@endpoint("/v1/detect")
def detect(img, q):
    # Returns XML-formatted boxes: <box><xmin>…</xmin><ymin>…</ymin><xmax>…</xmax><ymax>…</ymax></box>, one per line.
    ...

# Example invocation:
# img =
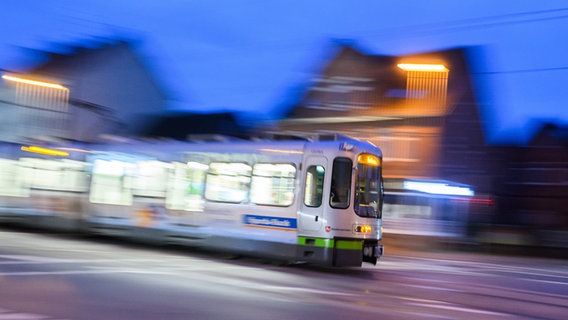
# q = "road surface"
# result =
<box><xmin>0</xmin><ymin>228</ymin><xmax>566</xmax><ymax>319</ymax></box>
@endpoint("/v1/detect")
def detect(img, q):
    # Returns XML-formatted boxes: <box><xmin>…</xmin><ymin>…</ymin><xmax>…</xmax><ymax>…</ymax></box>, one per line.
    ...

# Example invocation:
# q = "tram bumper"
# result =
<box><xmin>298</xmin><ymin>237</ymin><xmax>384</xmax><ymax>267</ymax></box>
<box><xmin>362</xmin><ymin>242</ymin><xmax>383</xmax><ymax>265</ymax></box>
<box><xmin>332</xmin><ymin>239</ymin><xmax>383</xmax><ymax>266</ymax></box>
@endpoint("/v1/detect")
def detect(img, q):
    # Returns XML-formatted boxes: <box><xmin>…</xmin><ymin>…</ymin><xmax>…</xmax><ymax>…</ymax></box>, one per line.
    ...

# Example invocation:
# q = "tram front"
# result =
<box><xmin>298</xmin><ymin>141</ymin><xmax>384</xmax><ymax>267</ymax></box>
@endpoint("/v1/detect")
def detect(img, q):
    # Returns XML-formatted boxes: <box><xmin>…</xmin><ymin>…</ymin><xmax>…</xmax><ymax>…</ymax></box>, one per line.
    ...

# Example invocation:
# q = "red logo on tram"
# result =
<box><xmin>325</xmin><ymin>225</ymin><xmax>331</xmax><ymax>232</ymax></box>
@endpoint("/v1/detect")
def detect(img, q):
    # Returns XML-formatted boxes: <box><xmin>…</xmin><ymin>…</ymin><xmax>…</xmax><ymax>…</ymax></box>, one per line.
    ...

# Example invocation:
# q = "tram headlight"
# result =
<box><xmin>358</xmin><ymin>154</ymin><xmax>380</xmax><ymax>166</ymax></box>
<box><xmin>354</xmin><ymin>225</ymin><xmax>372</xmax><ymax>234</ymax></box>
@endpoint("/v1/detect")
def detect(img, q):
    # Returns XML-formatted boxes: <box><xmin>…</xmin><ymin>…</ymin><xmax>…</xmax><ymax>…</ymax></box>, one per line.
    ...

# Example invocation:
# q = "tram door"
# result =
<box><xmin>298</xmin><ymin>156</ymin><xmax>327</xmax><ymax>232</ymax></box>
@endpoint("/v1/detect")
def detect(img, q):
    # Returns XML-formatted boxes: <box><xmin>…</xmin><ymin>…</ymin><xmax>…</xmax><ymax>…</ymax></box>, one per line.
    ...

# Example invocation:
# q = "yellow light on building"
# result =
<box><xmin>2</xmin><ymin>73</ymin><xmax>70</xmax><ymax>139</ymax></box>
<box><xmin>2</xmin><ymin>75</ymin><xmax>68</xmax><ymax>91</ymax></box>
<box><xmin>397</xmin><ymin>63</ymin><xmax>449</xmax><ymax>110</ymax></box>
<box><xmin>397</xmin><ymin>63</ymin><xmax>448</xmax><ymax>72</ymax></box>
<box><xmin>21</xmin><ymin>145</ymin><xmax>69</xmax><ymax>157</ymax></box>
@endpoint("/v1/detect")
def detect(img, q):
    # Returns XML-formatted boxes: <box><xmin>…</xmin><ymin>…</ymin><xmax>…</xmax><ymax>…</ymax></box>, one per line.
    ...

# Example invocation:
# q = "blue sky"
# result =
<box><xmin>1</xmin><ymin>0</ymin><xmax>567</xmax><ymax>143</ymax></box>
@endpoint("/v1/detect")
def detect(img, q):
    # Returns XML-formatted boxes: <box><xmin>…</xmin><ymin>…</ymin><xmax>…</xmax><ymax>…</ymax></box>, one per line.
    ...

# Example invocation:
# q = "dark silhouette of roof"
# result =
<box><xmin>530</xmin><ymin>122</ymin><xmax>568</xmax><ymax>147</ymax></box>
<box><xmin>137</xmin><ymin>112</ymin><xmax>250</xmax><ymax>141</ymax></box>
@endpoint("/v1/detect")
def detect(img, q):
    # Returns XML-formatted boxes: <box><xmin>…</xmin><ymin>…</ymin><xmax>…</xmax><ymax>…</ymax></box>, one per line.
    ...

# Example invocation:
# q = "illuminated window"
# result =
<box><xmin>89</xmin><ymin>159</ymin><xmax>134</xmax><ymax>205</ymax></box>
<box><xmin>205</xmin><ymin>162</ymin><xmax>251</xmax><ymax>203</ymax></box>
<box><xmin>250</xmin><ymin>163</ymin><xmax>296</xmax><ymax>206</ymax></box>
<box><xmin>166</xmin><ymin>161</ymin><xmax>207</xmax><ymax>211</ymax></box>
<box><xmin>304</xmin><ymin>165</ymin><xmax>324</xmax><ymax>207</ymax></box>
<box><xmin>0</xmin><ymin>158</ymin><xmax>29</xmax><ymax>197</ymax></box>
<box><xmin>19</xmin><ymin>158</ymin><xmax>88</xmax><ymax>192</ymax></box>
<box><xmin>131</xmin><ymin>160</ymin><xmax>170</xmax><ymax>198</ymax></box>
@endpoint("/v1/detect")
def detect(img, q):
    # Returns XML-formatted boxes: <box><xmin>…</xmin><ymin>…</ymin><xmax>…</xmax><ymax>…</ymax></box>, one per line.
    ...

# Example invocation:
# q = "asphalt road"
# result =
<box><xmin>0</xmin><ymin>228</ymin><xmax>566</xmax><ymax>320</ymax></box>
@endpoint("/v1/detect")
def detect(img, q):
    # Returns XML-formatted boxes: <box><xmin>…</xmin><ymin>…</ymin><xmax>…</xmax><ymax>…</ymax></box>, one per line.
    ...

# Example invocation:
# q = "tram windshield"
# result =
<box><xmin>355</xmin><ymin>154</ymin><xmax>382</xmax><ymax>218</ymax></box>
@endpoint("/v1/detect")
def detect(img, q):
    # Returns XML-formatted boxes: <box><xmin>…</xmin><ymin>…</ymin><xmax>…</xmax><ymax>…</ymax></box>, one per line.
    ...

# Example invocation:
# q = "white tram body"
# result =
<box><xmin>0</xmin><ymin>136</ymin><xmax>384</xmax><ymax>267</ymax></box>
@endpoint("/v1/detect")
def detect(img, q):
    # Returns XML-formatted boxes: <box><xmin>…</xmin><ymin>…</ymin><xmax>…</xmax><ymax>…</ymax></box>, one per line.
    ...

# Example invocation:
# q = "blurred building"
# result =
<box><xmin>276</xmin><ymin>44</ymin><xmax>497</xmax><ymax>194</ymax></box>
<box><xmin>491</xmin><ymin>123</ymin><xmax>568</xmax><ymax>248</ymax></box>
<box><xmin>272</xmin><ymin>43</ymin><xmax>568</xmax><ymax>249</ymax></box>
<box><xmin>0</xmin><ymin>39</ymin><xmax>166</xmax><ymax>143</ymax></box>
<box><xmin>1</xmin><ymin>37</ymin><xmax>564</xmax><ymax>249</ymax></box>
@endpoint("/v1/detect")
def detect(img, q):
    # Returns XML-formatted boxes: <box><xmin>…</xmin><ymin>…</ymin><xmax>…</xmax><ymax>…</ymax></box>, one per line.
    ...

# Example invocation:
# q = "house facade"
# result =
<box><xmin>494</xmin><ymin>124</ymin><xmax>568</xmax><ymax>248</ymax></box>
<box><xmin>273</xmin><ymin>44</ymin><xmax>568</xmax><ymax>249</ymax></box>
<box><xmin>277</xmin><ymin>44</ymin><xmax>496</xmax><ymax>195</ymax></box>
<box><xmin>0</xmin><ymin>40</ymin><xmax>166</xmax><ymax>143</ymax></box>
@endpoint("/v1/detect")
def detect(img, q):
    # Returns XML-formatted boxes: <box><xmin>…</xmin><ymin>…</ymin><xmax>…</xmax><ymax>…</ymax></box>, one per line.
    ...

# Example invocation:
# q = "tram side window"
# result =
<box><xmin>131</xmin><ymin>160</ymin><xmax>170</xmax><ymax>198</ymax></box>
<box><xmin>205</xmin><ymin>162</ymin><xmax>251</xmax><ymax>203</ymax></box>
<box><xmin>89</xmin><ymin>159</ymin><xmax>134</xmax><ymax>205</ymax></box>
<box><xmin>330</xmin><ymin>158</ymin><xmax>352</xmax><ymax>209</ymax></box>
<box><xmin>166</xmin><ymin>161</ymin><xmax>207</xmax><ymax>211</ymax></box>
<box><xmin>304</xmin><ymin>165</ymin><xmax>324</xmax><ymax>207</ymax></box>
<box><xmin>19</xmin><ymin>158</ymin><xmax>88</xmax><ymax>193</ymax></box>
<box><xmin>0</xmin><ymin>158</ymin><xmax>28</xmax><ymax>197</ymax></box>
<box><xmin>250</xmin><ymin>163</ymin><xmax>296</xmax><ymax>206</ymax></box>
<box><xmin>60</xmin><ymin>160</ymin><xmax>89</xmax><ymax>192</ymax></box>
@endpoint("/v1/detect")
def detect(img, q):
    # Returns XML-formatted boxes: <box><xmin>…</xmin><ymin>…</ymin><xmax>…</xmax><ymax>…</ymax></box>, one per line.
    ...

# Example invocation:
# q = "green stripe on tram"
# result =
<box><xmin>297</xmin><ymin>237</ymin><xmax>363</xmax><ymax>250</ymax></box>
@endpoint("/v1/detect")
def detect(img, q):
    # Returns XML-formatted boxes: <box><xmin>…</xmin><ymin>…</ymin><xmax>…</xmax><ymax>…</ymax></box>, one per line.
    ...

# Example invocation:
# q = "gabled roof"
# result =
<box><xmin>7</xmin><ymin>37</ymin><xmax>170</xmax><ymax>101</ymax></box>
<box><xmin>530</xmin><ymin>121</ymin><xmax>568</xmax><ymax>147</ymax></box>
<box><xmin>280</xmin><ymin>41</ymin><xmax>477</xmax><ymax>119</ymax></box>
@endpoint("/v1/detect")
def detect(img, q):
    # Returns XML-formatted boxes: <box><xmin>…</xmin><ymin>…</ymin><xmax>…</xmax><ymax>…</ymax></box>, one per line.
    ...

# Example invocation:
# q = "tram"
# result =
<box><xmin>0</xmin><ymin>135</ymin><xmax>384</xmax><ymax>267</ymax></box>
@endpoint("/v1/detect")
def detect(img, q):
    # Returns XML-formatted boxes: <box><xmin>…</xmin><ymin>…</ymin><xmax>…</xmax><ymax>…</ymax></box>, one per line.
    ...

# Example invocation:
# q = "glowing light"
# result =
<box><xmin>397</xmin><ymin>63</ymin><xmax>448</xmax><ymax>72</ymax></box>
<box><xmin>358</xmin><ymin>154</ymin><xmax>381</xmax><ymax>166</ymax></box>
<box><xmin>403</xmin><ymin>181</ymin><xmax>474</xmax><ymax>196</ymax></box>
<box><xmin>21</xmin><ymin>146</ymin><xmax>69</xmax><ymax>157</ymax></box>
<box><xmin>355</xmin><ymin>225</ymin><xmax>373</xmax><ymax>233</ymax></box>
<box><xmin>2</xmin><ymin>75</ymin><xmax>68</xmax><ymax>90</ymax></box>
